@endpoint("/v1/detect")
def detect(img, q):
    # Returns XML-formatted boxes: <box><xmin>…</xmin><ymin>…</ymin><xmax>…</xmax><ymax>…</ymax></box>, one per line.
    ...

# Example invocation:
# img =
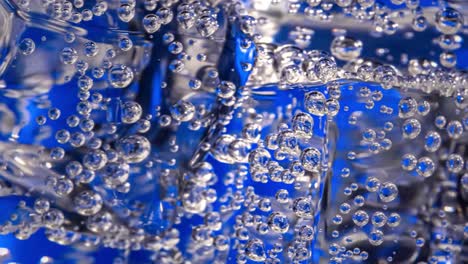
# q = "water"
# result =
<box><xmin>0</xmin><ymin>0</ymin><xmax>467</xmax><ymax>263</ymax></box>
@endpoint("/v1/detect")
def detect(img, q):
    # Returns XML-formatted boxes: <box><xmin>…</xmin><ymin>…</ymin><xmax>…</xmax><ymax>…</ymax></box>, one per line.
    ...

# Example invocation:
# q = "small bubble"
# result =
<box><xmin>275</xmin><ymin>189</ymin><xmax>289</xmax><ymax>204</ymax></box>
<box><xmin>34</xmin><ymin>198</ymin><xmax>50</xmax><ymax>214</ymax></box>
<box><xmin>116</xmin><ymin>135</ymin><xmax>151</xmax><ymax>163</ymax></box>
<box><xmin>435</xmin><ymin>115</ymin><xmax>446</xmax><ymax>129</ymax></box>
<box><xmin>54</xmin><ymin>178</ymin><xmax>74</xmax><ymax>196</ymax></box>
<box><xmin>157</xmin><ymin>7</ymin><xmax>174</xmax><ymax>25</ymax></box>
<box><xmin>215</xmin><ymin>81</ymin><xmax>236</xmax><ymax>99</ymax></box>
<box><xmin>412</xmin><ymin>16</ymin><xmax>427</xmax><ymax>32</ymax></box>
<box><xmin>293</xmin><ymin>197</ymin><xmax>314</xmax><ymax>218</ymax></box>
<box><xmin>300</xmin><ymin>147</ymin><xmax>321</xmax><ymax>172</ymax></box>
<box><xmin>446</xmin><ymin>154</ymin><xmax>464</xmax><ymax>173</ymax></box>
<box><xmin>36</xmin><ymin>115</ymin><xmax>47</xmax><ymax>125</ymax></box>
<box><xmin>245</xmin><ymin>239</ymin><xmax>266</xmax><ymax>262</ymax></box>
<box><xmin>118</xmin><ymin>4</ymin><xmax>135</xmax><ymax>22</ymax></box>
<box><xmin>50</xmin><ymin>147</ymin><xmax>65</xmax><ymax>160</ymax></box>
<box><xmin>170</xmin><ymin>100</ymin><xmax>195</xmax><ymax>122</ymax></box>
<box><xmin>121</xmin><ymin>101</ymin><xmax>142</xmax><ymax>124</ymax></box>
<box><xmin>83</xmin><ymin>150</ymin><xmax>108</xmax><ymax>170</ymax></box>
<box><xmin>339</xmin><ymin>203</ymin><xmax>351</xmax><ymax>214</ymax></box>
<box><xmin>267</xmin><ymin>212</ymin><xmax>289</xmax><ymax>233</ymax></box>
<box><xmin>84</xmin><ymin>41</ymin><xmax>99</xmax><ymax>57</ymax></box>
<box><xmin>398</xmin><ymin>97</ymin><xmax>417</xmax><ymax>118</ymax></box>
<box><xmin>55</xmin><ymin>129</ymin><xmax>70</xmax><ymax>144</ymax></box>
<box><xmin>42</xmin><ymin>209</ymin><xmax>65</xmax><ymax>228</ymax></box>
<box><xmin>101</xmin><ymin>162</ymin><xmax>130</xmax><ymax>187</ymax></box>
<box><xmin>143</xmin><ymin>14</ymin><xmax>161</xmax><ymax>33</ymax></box>
<box><xmin>314</xmin><ymin>57</ymin><xmax>337</xmax><ymax>82</ymax></box>
<box><xmin>74</xmin><ymin>191</ymin><xmax>103</xmax><ymax>216</ymax></box>
<box><xmin>86</xmin><ymin>211</ymin><xmax>113</xmax><ymax>232</ymax></box>
<box><xmin>66</xmin><ymin>161</ymin><xmax>83</xmax><ymax>178</ymax></box>
<box><xmin>48</xmin><ymin>108</ymin><xmax>61</xmax><ymax>120</ymax></box>
<box><xmin>368</xmin><ymin>230</ymin><xmax>384</xmax><ymax>246</ymax></box>
<box><xmin>196</xmin><ymin>15</ymin><xmax>219</xmax><ymax>37</ymax></box>
<box><xmin>402</xmin><ymin>119</ymin><xmax>421</xmax><ymax>139</ymax></box>
<box><xmin>435</xmin><ymin>7</ymin><xmax>464</xmax><ymax>35</ymax></box>
<box><xmin>19</xmin><ymin>38</ymin><xmax>36</xmax><ymax>55</ymax></box>
<box><xmin>366</xmin><ymin>177</ymin><xmax>380</xmax><ymax>192</ymax></box>
<box><xmin>60</xmin><ymin>47</ymin><xmax>78</xmax><ymax>65</ymax></box>
<box><xmin>447</xmin><ymin>120</ymin><xmax>463</xmax><ymax>139</ymax></box>
<box><xmin>424</xmin><ymin>131</ymin><xmax>441</xmax><ymax>152</ymax></box>
<box><xmin>379</xmin><ymin>182</ymin><xmax>398</xmax><ymax>202</ymax></box>
<box><xmin>188</xmin><ymin>79</ymin><xmax>202</xmax><ymax>90</ymax></box>
<box><xmin>305</xmin><ymin>91</ymin><xmax>327</xmax><ymax>116</ymax></box>
<box><xmin>371</xmin><ymin>212</ymin><xmax>387</xmax><ymax>227</ymax></box>
<box><xmin>354</xmin><ymin>195</ymin><xmax>365</xmax><ymax>207</ymax></box>
<box><xmin>67</xmin><ymin>115</ymin><xmax>80</xmax><ymax>127</ymax></box>
<box><xmin>330</xmin><ymin>36</ymin><xmax>363</xmax><ymax>61</ymax></box>
<box><xmin>440</xmin><ymin>52</ymin><xmax>457</xmax><ymax>68</ymax></box>
<box><xmin>108</xmin><ymin>64</ymin><xmax>134</xmax><ymax>88</ymax></box>
<box><xmin>352</xmin><ymin>210</ymin><xmax>369</xmax><ymax>227</ymax></box>
<box><xmin>64</xmin><ymin>32</ymin><xmax>75</xmax><ymax>43</ymax></box>
<box><xmin>401</xmin><ymin>153</ymin><xmax>417</xmax><ymax>171</ymax></box>
<box><xmin>118</xmin><ymin>37</ymin><xmax>133</xmax><ymax>51</ymax></box>
<box><xmin>242</xmin><ymin>123</ymin><xmax>261</xmax><ymax>142</ymax></box>
<box><xmin>169</xmin><ymin>59</ymin><xmax>184</xmax><ymax>73</ymax></box>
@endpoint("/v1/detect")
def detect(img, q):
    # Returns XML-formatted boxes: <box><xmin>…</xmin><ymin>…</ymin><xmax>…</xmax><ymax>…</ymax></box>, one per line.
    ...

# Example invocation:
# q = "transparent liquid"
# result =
<box><xmin>0</xmin><ymin>0</ymin><xmax>466</xmax><ymax>263</ymax></box>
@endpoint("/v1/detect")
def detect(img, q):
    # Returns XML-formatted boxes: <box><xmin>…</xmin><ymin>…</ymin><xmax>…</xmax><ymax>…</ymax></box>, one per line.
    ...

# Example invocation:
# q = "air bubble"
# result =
<box><xmin>245</xmin><ymin>239</ymin><xmax>266</xmax><ymax>262</ymax></box>
<box><xmin>293</xmin><ymin>197</ymin><xmax>314</xmax><ymax>218</ymax></box>
<box><xmin>116</xmin><ymin>135</ymin><xmax>151</xmax><ymax>163</ymax></box>
<box><xmin>156</xmin><ymin>8</ymin><xmax>174</xmax><ymax>25</ymax></box>
<box><xmin>216</xmin><ymin>81</ymin><xmax>236</xmax><ymax>98</ymax></box>
<box><xmin>300</xmin><ymin>147</ymin><xmax>321</xmax><ymax>172</ymax></box>
<box><xmin>84</xmin><ymin>41</ymin><xmax>99</xmax><ymax>57</ymax></box>
<box><xmin>53</xmin><ymin>178</ymin><xmax>74</xmax><ymax>196</ymax></box>
<box><xmin>121</xmin><ymin>101</ymin><xmax>142</xmax><ymax>124</ymax></box>
<box><xmin>196</xmin><ymin>15</ymin><xmax>219</xmax><ymax>37</ymax></box>
<box><xmin>398</xmin><ymin>97</ymin><xmax>417</xmax><ymax>118</ymax></box>
<box><xmin>402</xmin><ymin>119</ymin><xmax>421</xmax><ymax>139</ymax></box>
<box><xmin>369</xmin><ymin>230</ymin><xmax>384</xmax><ymax>246</ymax></box>
<box><xmin>118</xmin><ymin>4</ymin><xmax>135</xmax><ymax>22</ymax></box>
<box><xmin>170</xmin><ymin>100</ymin><xmax>195</xmax><ymax>122</ymax></box>
<box><xmin>446</xmin><ymin>154</ymin><xmax>464</xmax><ymax>173</ymax></box>
<box><xmin>267</xmin><ymin>212</ymin><xmax>289</xmax><ymax>233</ymax></box>
<box><xmin>143</xmin><ymin>14</ymin><xmax>161</xmax><ymax>33</ymax></box>
<box><xmin>352</xmin><ymin>210</ymin><xmax>369</xmax><ymax>227</ymax></box>
<box><xmin>401</xmin><ymin>154</ymin><xmax>417</xmax><ymax>171</ymax></box>
<box><xmin>119</xmin><ymin>37</ymin><xmax>133</xmax><ymax>51</ymax></box>
<box><xmin>446</xmin><ymin>120</ymin><xmax>463</xmax><ymax>139</ymax></box>
<box><xmin>424</xmin><ymin>131</ymin><xmax>441</xmax><ymax>152</ymax></box>
<box><xmin>330</xmin><ymin>36</ymin><xmax>363</xmax><ymax>61</ymax></box>
<box><xmin>435</xmin><ymin>8</ymin><xmax>464</xmax><ymax>35</ymax></box>
<box><xmin>42</xmin><ymin>209</ymin><xmax>65</xmax><ymax>228</ymax></box>
<box><xmin>86</xmin><ymin>211</ymin><xmax>113</xmax><ymax>232</ymax></box>
<box><xmin>379</xmin><ymin>182</ymin><xmax>398</xmax><ymax>202</ymax></box>
<box><xmin>83</xmin><ymin>150</ymin><xmax>108</xmax><ymax>170</ymax></box>
<box><xmin>305</xmin><ymin>91</ymin><xmax>327</xmax><ymax>116</ymax></box>
<box><xmin>108</xmin><ymin>65</ymin><xmax>134</xmax><ymax>88</ymax></box>
<box><xmin>292</xmin><ymin>112</ymin><xmax>313</xmax><ymax>138</ymax></box>
<box><xmin>100</xmin><ymin>162</ymin><xmax>130</xmax><ymax>187</ymax></box>
<box><xmin>314</xmin><ymin>57</ymin><xmax>337</xmax><ymax>82</ymax></box>
<box><xmin>73</xmin><ymin>191</ymin><xmax>103</xmax><ymax>216</ymax></box>
<box><xmin>34</xmin><ymin>198</ymin><xmax>50</xmax><ymax>214</ymax></box>
<box><xmin>60</xmin><ymin>47</ymin><xmax>78</xmax><ymax>65</ymax></box>
<box><xmin>371</xmin><ymin>212</ymin><xmax>387</xmax><ymax>227</ymax></box>
<box><xmin>19</xmin><ymin>38</ymin><xmax>36</xmax><ymax>55</ymax></box>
